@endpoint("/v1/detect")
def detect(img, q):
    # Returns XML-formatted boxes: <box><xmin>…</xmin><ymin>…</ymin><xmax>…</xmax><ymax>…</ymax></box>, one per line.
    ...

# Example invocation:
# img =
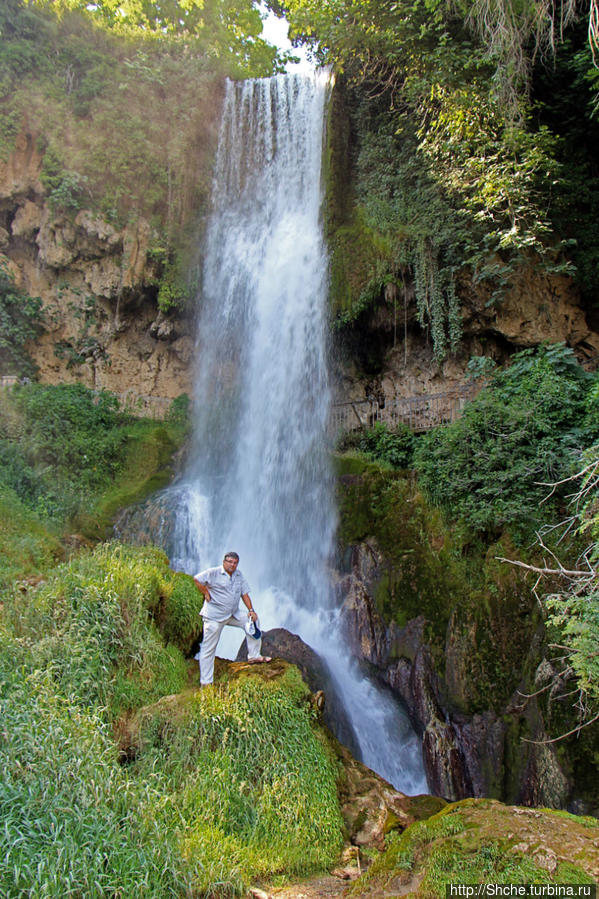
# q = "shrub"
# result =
<box><xmin>0</xmin><ymin>486</ymin><xmax>63</xmax><ymax>590</ymax></box>
<box><xmin>339</xmin><ymin>421</ymin><xmax>415</xmax><ymax>469</ymax></box>
<box><xmin>414</xmin><ymin>344</ymin><xmax>592</xmax><ymax>537</ymax></box>
<box><xmin>0</xmin><ymin>383</ymin><xmax>184</xmax><ymax>530</ymax></box>
<box><xmin>0</xmin><ymin>261</ymin><xmax>43</xmax><ymax>377</ymax></box>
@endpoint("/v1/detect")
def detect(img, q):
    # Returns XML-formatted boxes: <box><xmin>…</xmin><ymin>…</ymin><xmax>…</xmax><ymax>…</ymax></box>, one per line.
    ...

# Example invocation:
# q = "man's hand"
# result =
<box><xmin>194</xmin><ymin>578</ymin><xmax>211</xmax><ymax>601</ymax></box>
<box><xmin>248</xmin><ymin>609</ymin><xmax>257</xmax><ymax>622</ymax></box>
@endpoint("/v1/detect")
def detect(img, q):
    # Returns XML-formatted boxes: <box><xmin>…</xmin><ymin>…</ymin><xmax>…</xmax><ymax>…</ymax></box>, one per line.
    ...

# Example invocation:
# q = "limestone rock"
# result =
<box><xmin>36</xmin><ymin>208</ymin><xmax>78</xmax><ymax>268</ymax></box>
<box><xmin>74</xmin><ymin>209</ymin><xmax>120</xmax><ymax>250</ymax></box>
<box><xmin>0</xmin><ymin>129</ymin><xmax>43</xmax><ymax>200</ymax></box>
<box><xmin>11</xmin><ymin>200</ymin><xmax>43</xmax><ymax>238</ymax></box>
<box><xmin>149</xmin><ymin>311</ymin><xmax>177</xmax><ymax>341</ymax></box>
<box><xmin>335</xmin><ymin>741</ymin><xmax>442</xmax><ymax>849</ymax></box>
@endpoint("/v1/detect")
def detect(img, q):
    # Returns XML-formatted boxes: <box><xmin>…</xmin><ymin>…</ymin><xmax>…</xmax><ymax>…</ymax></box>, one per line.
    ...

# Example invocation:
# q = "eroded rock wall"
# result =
<box><xmin>1</xmin><ymin>129</ymin><xmax>194</xmax><ymax>404</ymax></box>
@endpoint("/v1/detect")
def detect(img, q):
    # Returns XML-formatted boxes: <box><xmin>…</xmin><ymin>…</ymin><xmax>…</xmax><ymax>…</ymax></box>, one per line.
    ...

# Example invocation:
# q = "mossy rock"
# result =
<box><xmin>72</xmin><ymin>422</ymin><xmax>180</xmax><ymax>540</ymax></box>
<box><xmin>350</xmin><ymin>799</ymin><xmax>599</xmax><ymax>896</ymax></box>
<box><xmin>335</xmin><ymin>457</ymin><xmax>459</xmax><ymax>639</ymax></box>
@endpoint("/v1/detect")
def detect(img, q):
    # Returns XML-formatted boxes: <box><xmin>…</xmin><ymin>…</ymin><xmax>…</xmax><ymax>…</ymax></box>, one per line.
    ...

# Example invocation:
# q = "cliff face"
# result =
<box><xmin>334</xmin><ymin>458</ymin><xmax>598</xmax><ymax>814</ymax></box>
<box><xmin>333</xmin><ymin>262</ymin><xmax>599</xmax><ymax>406</ymax></box>
<box><xmin>0</xmin><ymin>129</ymin><xmax>196</xmax><ymax>409</ymax></box>
<box><xmin>3</xmin><ymin>96</ymin><xmax>598</xmax><ymax>411</ymax></box>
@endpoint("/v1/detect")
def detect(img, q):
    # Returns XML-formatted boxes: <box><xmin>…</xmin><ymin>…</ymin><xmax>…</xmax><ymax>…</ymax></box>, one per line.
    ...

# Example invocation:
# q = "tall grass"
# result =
<box><xmin>0</xmin><ymin>650</ymin><xmax>187</xmax><ymax>897</ymax></box>
<box><xmin>0</xmin><ymin>543</ymin><xmax>345</xmax><ymax>896</ymax></box>
<box><xmin>132</xmin><ymin>670</ymin><xmax>345</xmax><ymax>892</ymax></box>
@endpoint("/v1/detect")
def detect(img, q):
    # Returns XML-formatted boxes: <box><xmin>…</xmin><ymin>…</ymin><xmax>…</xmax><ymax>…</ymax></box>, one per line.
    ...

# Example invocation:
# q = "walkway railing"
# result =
<box><xmin>330</xmin><ymin>383</ymin><xmax>481</xmax><ymax>435</ymax></box>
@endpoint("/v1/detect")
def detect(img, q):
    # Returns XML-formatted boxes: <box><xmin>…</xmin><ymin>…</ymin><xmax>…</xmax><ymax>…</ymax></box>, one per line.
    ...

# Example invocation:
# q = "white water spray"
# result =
<box><xmin>173</xmin><ymin>72</ymin><xmax>427</xmax><ymax>794</ymax></box>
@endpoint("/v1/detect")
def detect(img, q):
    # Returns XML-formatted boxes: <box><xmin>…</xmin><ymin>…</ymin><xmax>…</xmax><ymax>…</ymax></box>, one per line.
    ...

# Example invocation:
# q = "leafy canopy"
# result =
<box><xmin>36</xmin><ymin>0</ymin><xmax>288</xmax><ymax>74</ymax></box>
<box><xmin>284</xmin><ymin>0</ymin><xmax>599</xmax><ymax>357</ymax></box>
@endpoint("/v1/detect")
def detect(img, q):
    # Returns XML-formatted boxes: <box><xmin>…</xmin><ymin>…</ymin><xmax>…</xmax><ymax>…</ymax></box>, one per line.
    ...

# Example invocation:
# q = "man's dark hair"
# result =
<box><xmin>224</xmin><ymin>551</ymin><xmax>239</xmax><ymax>561</ymax></box>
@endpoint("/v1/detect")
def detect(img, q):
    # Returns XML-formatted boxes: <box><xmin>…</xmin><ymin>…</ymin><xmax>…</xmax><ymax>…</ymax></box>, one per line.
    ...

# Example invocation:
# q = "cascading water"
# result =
<box><xmin>170</xmin><ymin>72</ymin><xmax>427</xmax><ymax>795</ymax></box>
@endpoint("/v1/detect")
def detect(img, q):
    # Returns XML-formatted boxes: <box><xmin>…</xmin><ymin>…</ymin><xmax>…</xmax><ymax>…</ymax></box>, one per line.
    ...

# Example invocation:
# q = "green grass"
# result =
<box><xmin>0</xmin><ymin>486</ymin><xmax>63</xmax><ymax>590</ymax></box>
<box><xmin>0</xmin><ymin>650</ymin><xmax>186</xmax><ymax>897</ymax></box>
<box><xmin>0</xmin><ymin>543</ymin><xmax>345</xmax><ymax>897</ymax></box>
<box><xmin>2</xmin><ymin>542</ymin><xmax>196</xmax><ymax>718</ymax></box>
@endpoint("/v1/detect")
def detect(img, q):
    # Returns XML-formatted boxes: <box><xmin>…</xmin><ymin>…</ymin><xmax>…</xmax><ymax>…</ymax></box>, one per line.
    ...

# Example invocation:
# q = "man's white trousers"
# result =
<box><xmin>199</xmin><ymin>610</ymin><xmax>262</xmax><ymax>685</ymax></box>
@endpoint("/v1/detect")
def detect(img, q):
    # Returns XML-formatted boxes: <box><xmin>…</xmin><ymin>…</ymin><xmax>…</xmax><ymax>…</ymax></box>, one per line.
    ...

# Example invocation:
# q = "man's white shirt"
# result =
<box><xmin>194</xmin><ymin>565</ymin><xmax>250</xmax><ymax>621</ymax></box>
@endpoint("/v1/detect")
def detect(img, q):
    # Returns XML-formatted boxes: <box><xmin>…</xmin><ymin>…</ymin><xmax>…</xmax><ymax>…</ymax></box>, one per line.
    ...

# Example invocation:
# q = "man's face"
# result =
<box><xmin>223</xmin><ymin>556</ymin><xmax>239</xmax><ymax>575</ymax></box>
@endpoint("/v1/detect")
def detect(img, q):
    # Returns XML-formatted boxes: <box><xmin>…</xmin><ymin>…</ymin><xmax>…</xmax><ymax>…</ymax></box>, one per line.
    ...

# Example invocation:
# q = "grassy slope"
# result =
<box><xmin>0</xmin><ymin>542</ymin><xmax>345</xmax><ymax>896</ymax></box>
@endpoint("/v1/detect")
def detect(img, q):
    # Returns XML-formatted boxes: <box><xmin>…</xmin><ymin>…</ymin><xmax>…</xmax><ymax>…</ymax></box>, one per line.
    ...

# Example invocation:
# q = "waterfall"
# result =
<box><xmin>171</xmin><ymin>72</ymin><xmax>427</xmax><ymax>795</ymax></box>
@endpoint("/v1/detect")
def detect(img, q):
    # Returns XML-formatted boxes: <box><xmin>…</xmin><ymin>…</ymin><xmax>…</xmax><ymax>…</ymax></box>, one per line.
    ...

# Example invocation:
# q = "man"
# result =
<box><xmin>194</xmin><ymin>551</ymin><xmax>271</xmax><ymax>686</ymax></box>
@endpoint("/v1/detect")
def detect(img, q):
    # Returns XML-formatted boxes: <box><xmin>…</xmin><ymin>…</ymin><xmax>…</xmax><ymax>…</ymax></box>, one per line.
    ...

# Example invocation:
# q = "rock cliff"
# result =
<box><xmin>1</xmin><ymin>128</ymin><xmax>194</xmax><ymax>407</ymax></box>
<box><xmin>334</xmin><ymin>462</ymin><xmax>595</xmax><ymax>813</ymax></box>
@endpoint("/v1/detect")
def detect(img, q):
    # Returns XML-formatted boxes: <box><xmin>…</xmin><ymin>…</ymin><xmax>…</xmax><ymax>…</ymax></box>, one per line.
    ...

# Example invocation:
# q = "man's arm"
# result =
<box><xmin>194</xmin><ymin>577</ymin><xmax>211</xmax><ymax>601</ymax></box>
<box><xmin>241</xmin><ymin>592</ymin><xmax>257</xmax><ymax>622</ymax></box>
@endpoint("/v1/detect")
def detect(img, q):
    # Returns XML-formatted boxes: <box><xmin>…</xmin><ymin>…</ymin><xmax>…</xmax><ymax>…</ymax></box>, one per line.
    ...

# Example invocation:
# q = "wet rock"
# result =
<box><xmin>337</xmin><ymin>550</ymin><xmax>573</xmax><ymax>808</ymax></box>
<box><xmin>335</xmin><ymin>741</ymin><xmax>443</xmax><ymax>849</ymax></box>
<box><xmin>423</xmin><ymin>716</ymin><xmax>473</xmax><ymax>800</ymax></box>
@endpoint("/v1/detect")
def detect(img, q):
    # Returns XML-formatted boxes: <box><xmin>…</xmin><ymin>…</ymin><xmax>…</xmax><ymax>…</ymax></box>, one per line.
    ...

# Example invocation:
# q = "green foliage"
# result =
<box><xmin>156</xmin><ymin>571</ymin><xmax>204</xmax><ymax>655</ymax></box>
<box><xmin>2</xmin><ymin>543</ymin><xmax>189</xmax><ymax>715</ymax></box>
<box><xmin>414</xmin><ymin>344</ymin><xmax>592</xmax><ymax>537</ymax></box>
<box><xmin>539</xmin><ymin>440</ymin><xmax>599</xmax><ymax>717</ymax></box>
<box><xmin>156</xmin><ymin>251</ymin><xmax>191</xmax><ymax>313</ymax></box>
<box><xmin>0</xmin><ymin>383</ymin><xmax>183</xmax><ymax>530</ymax></box>
<box><xmin>287</xmin><ymin>0</ymin><xmax>599</xmax><ymax>351</ymax></box>
<box><xmin>45</xmin><ymin>0</ymin><xmax>286</xmax><ymax>77</ymax></box>
<box><xmin>0</xmin><ymin>261</ymin><xmax>43</xmax><ymax>377</ymax></box>
<box><xmin>338</xmin><ymin>422</ymin><xmax>415</xmax><ymax>469</ymax></box>
<box><xmin>0</xmin><ymin>655</ymin><xmax>187</xmax><ymax>897</ymax></box>
<box><xmin>40</xmin><ymin>144</ymin><xmax>88</xmax><ymax>210</ymax></box>
<box><xmin>0</xmin><ymin>486</ymin><xmax>63</xmax><ymax>591</ymax></box>
<box><xmin>168</xmin><ymin>391</ymin><xmax>191</xmax><ymax>428</ymax></box>
<box><xmin>0</xmin><ymin>383</ymin><xmax>125</xmax><ymax>519</ymax></box>
<box><xmin>335</xmin><ymin>454</ymin><xmax>459</xmax><ymax>636</ymax></box>
<box><xmin>0</xmin><ymin>0</ymin><xmax>285</xmax><ymax>234</ymax></box>
<box><xmin>533</xmin><ymin>26</ymin><xmax>599</xmax><ymax>305</ymax></box>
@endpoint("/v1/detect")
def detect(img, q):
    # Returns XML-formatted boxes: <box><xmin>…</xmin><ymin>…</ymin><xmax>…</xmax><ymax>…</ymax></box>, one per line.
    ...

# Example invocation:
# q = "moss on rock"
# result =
<box><xmin>350</xmin><ymin>799</ymin><xmax>599</xmax><ymax>896</ymax></box>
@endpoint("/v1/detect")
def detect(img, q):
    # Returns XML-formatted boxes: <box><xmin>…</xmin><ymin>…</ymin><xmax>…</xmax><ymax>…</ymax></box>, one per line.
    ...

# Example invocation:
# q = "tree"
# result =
<box><xmin>35</xmin><ymin>0</ymin><xmax>287</xmax><ymax>75</ymax></box>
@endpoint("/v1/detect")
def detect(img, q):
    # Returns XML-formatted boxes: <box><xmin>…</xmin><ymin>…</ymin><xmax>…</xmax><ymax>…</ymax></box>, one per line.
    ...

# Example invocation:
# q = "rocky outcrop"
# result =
<box><xmin>0</xmin><ymin>129</ymin><xmax>193</xmax><ymax>401</ymax></box>
<box><xmin>333</xmin><ymin>265</ymin><xmax>599</xmax><ymax>406</ymax></box>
